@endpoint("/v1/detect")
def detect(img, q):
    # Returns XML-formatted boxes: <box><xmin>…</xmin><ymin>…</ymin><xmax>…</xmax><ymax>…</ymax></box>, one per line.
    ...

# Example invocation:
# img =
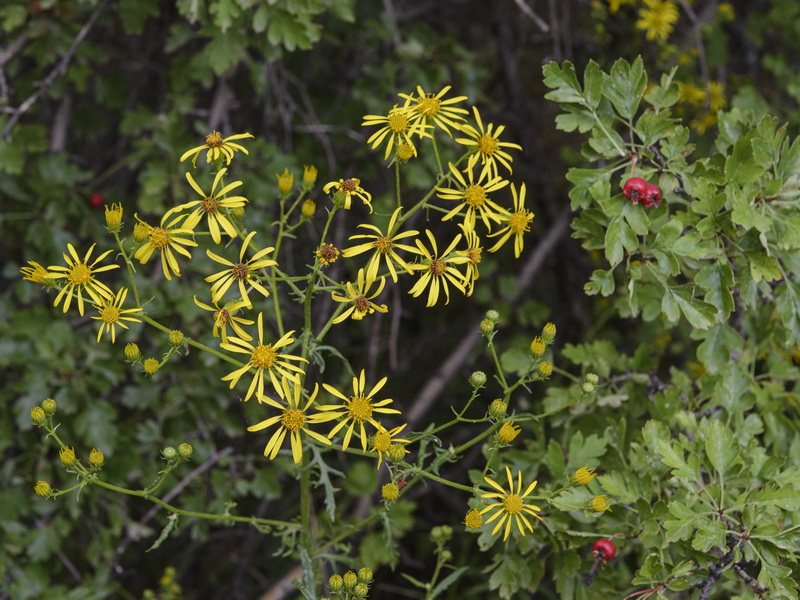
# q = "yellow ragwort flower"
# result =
<box><xmin>455</xmin><ymin>106</ymin><xmax>522</xmax><ymax>180</ymax></box>
<box><xmin>323</xmin><ymin>178</ymin><xmax>373</xmax><ymax>213</ymax></box>
<box><xmin>104</xmin><ymin>203</ymin><xmax>123</xmax><ymax>232</ymax></box>
<box><xmin>47</xmin><ymin>243</ymin><xmax>119</xmax><ymax>316</ymax></box>
<box><xmin>436</xmin><ymin>162</ymin><xmax>510</xmax><ymax>232</ymax></box>
<box><xmin>180</xmin><ymin>131</ymin><xmax>254</xmax><ymax>167</ymax></box>
<box><xmin>91</xmin><ymin>287</ymin><xmax>143</xmax><ymax>343</ymax></box>
<box><xmin>398</xmin><ymin>85</ymin><xmax>469</xmax><ymax>136</ymax></box>
<box><xmin>341</xmin><ymin>206</ymin><xmax>418</xmax><ymax>283</ymax></box>
<box><xmin>572</xmin><ymin>466</ymin><xmax>597</xmax><ymax>486</ymax></box>
<box><xmin>455</xmin><ymin>225</ymin><xmax>483</xmax><ymax>297</ymax></box>
<box><xmin>588</xmin><ymin>494</ymin><xmax>612</xmax><ymax>512</ymax></box>
<box><xmin>247</xmin><ymin>378</ymin><xmax>337</xmax><ymax>463</ymax></box>
<box><xmin>498</xmin><ymin>421</ymin><xmax>521</xmax><ymax>443</ymax></box>
<box><xmin>171</xmin><ymin>168</ymin><xmax>248</xmax><ymax>244</ymax></box>
<box><xmin>480</xmin><ymin>466</ymin><xmax>543</xmax><ymax>541</ymax></box>
<box><xmin>464</xmin><ymin>507</ymin><xmax>483</xmax><ymax>529</ymax></box>
<box><xmin>133</xmin><ymin>213</ymin><xmax>198</xmax><ymax>281</ymax></box>
<box><xmin>331</xmin><ymin>268</ymin><xmax>388</xmax><ymax>324</ymax></box>
<box><xmin>708</xmin><ymin>81</ymin><xmax>726</xmax><ymax>113</ymax></box>
<box><xmin>362</xmin><ymin>101</ymin><xmax>429</xmax><ymax>160</ymax></box>
<box><xmin>276</xmin><ymin>168</ymin><xmax>294</xmax><ymax>195</ymax></box>
<box><xmin>302</xmin><ymin>165</ymin><xmax>318</xmax><ymax>190</ymax></box>
<box><xmin>606</xmin><ymin>0</ymin><xmax>636</xmax><ymax>13</ymax></box>
<box><xmin>20</xmin><ymin>260</ymin><xmax>50</xmax><ymax>284</ymax></box>
<box><xmin>371</xmin><ymin>423</ymin><xmax>410</xmax><ymax>469</ymax></box>
<box><xmin>315</xmin><ymin>243</ymin><xmax>340</xmax><ymax>266</ymax></box>
<box><xmin>205</xmin><ymin>231</ymin><xmax>276</xmax><ymax>308</ymax></box>
<box><xmin>220</xmin><ymin>313</ymin><xmax>307</xmax><ymax>401</ymax></box>
<box><xmin>193</xmin><ymin>296</ymin><xmax>253</xmax><ymax>344</ymax></box>
<box><xmin>318</xmin><ymin>370</ymin><xmax>401</xmax><ymax>452</ymax></box>
<box><xmin>34</xmin><ymin>481</ymin><xmax>52</xmax><ymax>497</ymax></box>
<box><xmin>407</xmin><ymin>230</ymin><xmax>470</xmax><ymax>307</ymax></box>
<box><xmin>487</xmin><ymin>183</ymin><xmax>534</xmax><ymax>258</ymax></box>
<box><xmin>636</xmin><ymin>0</ymin><xmax>679</xmax><ymax>42</ymax></box>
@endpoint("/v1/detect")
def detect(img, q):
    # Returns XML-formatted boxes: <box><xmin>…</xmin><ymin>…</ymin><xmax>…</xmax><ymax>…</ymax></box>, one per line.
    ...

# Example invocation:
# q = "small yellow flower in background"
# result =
<box><xmin>362</xmin><ymin>102</ymin><xmax>429</xmax><ymax>160</ymax></box>
<box><xmin>104</xmin><ymin>203</ymin><xmax>123</xmax><ymax>232</ymax></box>
<box><xmin>221</xmin><ymin>313</ymin><xmax>307</xmax><ymax>402</ymax></box>
<box><xmin>89</xmin><ymin>448</ymin><xmax>105</xmax><ymax>467</ymax></box>
<box><xmin>315</xmin><ymin>242</ymin><xmax>340</xmax><ymax>266</ymax></box>
<box><xmin>133</xmin><ymin>221</ymin><xmax>149</xmax><ymax>242</ymax></box>
<box><xmin>180</xmin><ymin>131</ymin><xmax>254</xmax><ymax>168</ymax></box>
<box><xmin>59</xmin><ymin>446</ymin><xmax>76</xmax><ymax>467</ymax></box>
<box><xmin>331</xmin><ymin>268</ymin><xmax>388</xmax><ymax>324</ymax></box>
<box><xmin>34</xmin><ymin>481</ymin><xmax>52</xmax><ymax>497</ymax></box>
<box><xmin>382</xmin><ymin>482</ymin><xmax>399</xmax><ymax>501</ymax></box>
<box><xmin>247</xmin><ymin>379</ymin><xmax>336</xmax><ymax>463</ymax></box>
<box><xmin>487</xmin><ymin>183</ymin><xmax>534</xmax><ymax>258</ymax></box>
<box><xmin>301</xmin><ymin>199</ymin><xmax>316</xmax><ymax>218</ymax></box>
<box><xmin>20</xmin><ymin>260</ymin><xmax>50</xmax><ymax>284</ymax></box>
<box><xmin>708</xmin><ymin>81</ymin><xmax>726</xmax><ymax>112</ymax></box>
<box><xmin>436</xmin><ymin>162</ymin><xmax>510</xmax><ymax>232</ymax></box>
<box><xmin>194</xmin><ymin>296</ymin><xmax>253</xmax><ymax>344</ymax></box>
<box><xmin>302</xmin><ymin>165</ymin><xmax>318</xmax><ymax>190</ymax></box>
<box><xmin>692</xmin><ymin>112</ymin><xmax>718</xmax><ymax>134</ymax></box>
<box><xmin>143</xmin><ymin>358</ymin><xmax>160</xmax><ymax>375</ymax></box>
<box><xmin>464</xmin><ymin>507</ymin><xmax>483</xmax><ymax>529</ymax></box>
<box><xmin>170</xmin><ymin>168</ymin><xmax>248</xmax><ymax>244</ymax></box>
<box><xmin>407</xmin><ymin>230</ymin><xmax>470</xmax><ymax>307</ymax></box>
<box><xmin>91</xmin><ymin>287</ymin><xmax>143</xmax><ymax>343</ymax></box>
<box><xmin>398</xmin><ymin>85</ymin><xmax>469</xmax><ymax>136</ymax></box>
<box><xmin>588</xmin><ymin>494</ymin><xmax>612</xmax><ymax>512</ymax></box>
<box><xmin>47</xmin><ymin>243</ymin><xmax>119</xmax><ymax>316</ymax></box>
<box><xmin>606</xmin><ymin>0</ymin><xmax>636</xmax><ymax>13</ymax></box>
<box><xmin>276</xmin><ymin>168</ymin><xmax>294</xmax><ymax>195</ymax></box>
<box><xmin>342</xmin><ymin>206</ymin><xmax>418</xmax><ymax>283</ymax></box>
<box><xmin>318</xmin><ymin>369</ymin><xmax>401</xmax><ymax>452</ymax></box>
<box><xmin>498</xmin><ymin>421</ymin><xmax>521</xmax><ymax>443</ymax></box>
<box><xmin>636</xmin><ymin>0</ymin><xmax>679</xmax><ymax>42</ymax></box>
<box><xmin>677</xmin><ymin>82</ymin><xmax>706</xmax><ymax>106</ymax></box>
<box><xmin>323</xmin><ymin>178</ymin><xmax>373</xmax><ymax>213</ymax></box>
<box><xmin>530</xmin><ymin>337</ymin><xmax>546</xmax><ymax>357</ymax></box>
<box><xmin>572</xmin><ymin>466</ymin><xmax>597</xmax><ymax>486</ymax></box>
<box><xmin>717</xmin><ymin>2</ymin><xmax>734</xmax><ymax>21</ymax></box>
<box><xmin>371</xmin><ymin>423</ymin><xmax>410</xmax><ymax>469</ymax></box>
<box><xmin>455</xmin><ymin>106</ymin><xmax>522</xmax><ymax>180</ymax></box>
<box><xmin>542</xmin><ymin>322</ymin><xmax>557</xmax><ymax>343</ymax></box>
<box><xmin>480</xmin><ymin>466</ymin><xmax>543</xmax><ymax>541</ymax></box>
<box><xmin>133</xmin><ymin>213</ymin><xmax>198</xmax><ymax>281</ymax></box>
<box><xmin>205</xmin><ymin>231</ymin><xmax>276</xmax><ymax>308</ymax></box>
<box><xmin>456</xmin><ymin>225</ymin><xmax>483</xmax><ymax>297</ymax></box>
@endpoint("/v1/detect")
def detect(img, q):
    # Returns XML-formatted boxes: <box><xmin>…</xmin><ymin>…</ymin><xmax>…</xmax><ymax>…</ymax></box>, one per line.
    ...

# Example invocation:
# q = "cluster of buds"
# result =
<box><xmin>327</xmin><ymin>567</ymin><xmax>373</xmax><ymax>599</ymax></box>
<box><xmin>162</xmin><ymin>443</ymin><xmax>194</xmax><ymax>462</ymax></box>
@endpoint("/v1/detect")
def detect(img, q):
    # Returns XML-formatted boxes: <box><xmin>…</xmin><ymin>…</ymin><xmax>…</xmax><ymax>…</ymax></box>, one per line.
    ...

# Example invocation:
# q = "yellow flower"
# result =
<box><xmin>247</xmin><ymin>378</ymin><xmax>336</xmax><ymax>463</ymax></box>
<box><xmin>301</xmin><ymin>199</ymin><xmax>316</xmax><ymax>218</ymax></box>
<box><xmin>46</xmin><ymin>243</ymin><xmax>119</xmax><ymax>316</ymax></box>
<box><xmin>398</xmin><ymin>85</ymin><xmax>469</xmax><ymax>136</ymax></box>
<box><xmin>341</xmin><ymin>206</ymin><xmax>418</xmax><ymax>283</ymax></box>
<box><xmin>464</xmin><ymin>507</ymin><xmax>483</xmax><ymax>529</ymax></box>
<box><xmin>133</xmin><ymin>212</ymin><xmax>198</xmax><ymax>281</ymax></box>
<box><xmin>171</xmin><ymin>168</ymin><xmax>248</xmax><ymax>244</ymax></box>
<box><xmin>59</xmin><ymin>446</ymin><xmax>76</xmax><ymax>467</ymax></box>
<box><xmin>717</xmin><ymin>2</ymin><xmax>734</xmax><ymax>21</ymax></box>
<box><xmin>480</xmin><ymin>466</ymin><xmax>543</xmax><ymax>541</ymax></box>
<box><xmin>91</xmin><ymin>287</ymin><xmax>143</xmax><ymax>343</ymax></box>
<box><xmin>435</xmin><ymin>162</ymin><xmax>510</xmax><ymax>232</ymax></box>
<box><xmin>193</xmin><ymin>296</ymin><xmax>254</xmax><ymax>344</ymax></box>
<box><xmin>530</xmin><ymin>337</ymin><xmax>546</xmax><ymax>357</ymax></box>
<box><xmin>708</xmin><ymin>81</ymin><xmax>726</xmax><ymax>112</ymax></box>
<box><xmin>89</xmin><ymin>448</ymin><xmax>105</xmax><ymax>467</ymax></box>
<box><xmin>572</xmin><ymin>466</ymin><xmax>597</xmax><ymax>486</ymax></box>
<box><xmin>362</xmin><ymin>102</ymin><xmax>429</xmax><ymax>160</ymax></box>
<box><xmin>302</xmin><ymin>165</ymin><xmax>318</xmax><ymax>190</ymax></box>
<box><xmin>677</xmin><ymin>82</ymin><xmax>707</xmax><ymax>107</ymax></box>
<box><xmin>220</xmin><ymin>313</ymin><xmax>307</xmax><ymax>401</ymax></box>
<box><xmin>539</xmin><ymin>361</ymin><xmax>553</xmax><ymax>377</ymax></box>
<box><xmin>179</xmin><ymin>131</ymin><xmax>254</xmax><ymax>167</ymax></box>
<box><xmin>455</xmin><ymin>225</ymin><xmax>483</xmax><ymax>297</ymax></box>
<box><xmin>487</xmin><ymin>183</ymin><xmax>534</xmax><ymax>258</ymax></box>
<box><xmin>315</xmin><ymin>242</ymin><xmax>340</xmax><ymax>266</ymax></box>
<box><xmin>588</xmin><ymin>494</ymin><xmax>612</xmax><ymax>512</ymax></box>
<box><xmin>498</xmin><ymin>421</ymin><xmax>521</xmax><ymax>443</ymax></box>
<box><xmin>318</xmin><ymin>370</ymin><xmax>401</xmax><ymax>452</ymax></box>
<box><xmin>20</xmin><ymin>260</ymin><xmax>51</xmax><ymax>284</ymax></box>
<box><xmin>371</xmin><ymin>423</ymin><xmax>410</xmax><ymax>469</ymax></box>
<box><xmin>143</xmin><ymin>358</ymin><xmax>159</xmax><ymax>375</ymax></box>
<box><xmin>331</xmin><ymin>268</ymin><xmax>388</xmax><ymax>324</ymax></box>
<box><xmin>323</xmin><ymin>178</ymin><xmax>373</xmax><ymax>213</ymax></box>
<box><xmin>636</xmin><ymin>0</ymin><xmax>679</xmax><ymax>42</ymax></box>
<box><xmin>276</xmin><ymin>168</ymin><xmax>294</xmax><ymax>195</ymax></box>
<box><xmin>382</xmin><ymin>482</ymin><xmax>399</xmax><ymax>501</ymax></box>
<box><xmin>407</xmin><ymin>230</ymin><xmax>470</xmax><ymax>307</ymax></box>
<box><xmin>34</xmin><ymin>481</ymin><xmax>52</xmax><ymax>497</ymax></box>
<box><xmin>455</xmin><ymin>106</ymin><xmax>522</xmax><ymax>180</ymax></box>
<box><xmin>606</xmin><ymin>0</ymin><xmax>636</xmax><ymax>13</ymax></box>
<box><xmin>205</xmin><ymin>231</ymin><xmax>276</xmax><ymax>308</ymax></box>
<box><xmin>104</xmin><ymin>203</ymin><xmax>123</xmax><ymax>232</ymax></box>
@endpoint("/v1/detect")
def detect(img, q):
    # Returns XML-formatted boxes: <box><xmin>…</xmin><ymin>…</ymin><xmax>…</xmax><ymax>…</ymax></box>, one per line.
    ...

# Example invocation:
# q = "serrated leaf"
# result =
<box><xmin>704</xmin><ymin>420</ymin><xmax>740</xmax><ymax>477</ymax></box>
<box><xmin>697</xmin><ymin>323</ymin><xmax>743</xmax><ymax>373</ymax></box>
<box><xmin>644</xmin><ymin>67</ymin><xmax>680</xmax><ymax>109</ymax></box>
<box><xmin>542</xmin><ymin>61</ymin><xmax>585</xmax><ymax>104</ymax></box>
<box><xmin>725</xmin><ymin>135</ymin><xmax>766</xmax><ymax>185</ymax></box>
<box><xmin>777</xmin><ymin>136</ymin><xmax>800</xmax><ymax>181</ymax></box>
<box><xmin>695</xmin><ymin>263</ymin><xmax>734</xmax><ymax>320</ymax></box>
<box><xmin>605</xmin><ymin>215</ymin><xmax>637</xmax><ymax>267</ymax></box>
<box><xmin>656</xmin><ymin>440</ymin><xmax>696</xmax><ymax>481</ymax></box>
<box><xmin>636</xmin><ymin>112</ymin><xmax>676</xmax><ymax>145</ymax></box>
<box><xmin>550</xmin><ymin>486</ymin><xmax>593</xmax><ymax>511</ymax></box>
<box><xmin>729</xmin><ymin>183</ymin><xmax>773</xmax><ymax>233</ymax></box>
<box><xmin>567</xmin><ymin>431</ymin><xmax>607</xmax><ymax>470</ymax></box>
<box><xmin>583</xmin><ymin>60</ymin><xmax>603</xmax><ymax>109</ymax></box>
<box><xmin>670</xmin><ymin>286</ymin><xmax>717</xmax><ymax>329</ymax></box>
<box><xmin>585</xmin><ymin>269</ymin><xmax>615</xmax><ymax>297</ymax></box>
<box><xmin>430</xmin><ymin>567</ymin><xmax>469</xmax><ymax>599</ymax></box>
<box><xmin>602</xmin><ymin>56</ymin><xmax>646</xmax><ymax>120</ymax></box>
<box><xmin>691</xmin><ymin>517</ymin><xmax>728</xmax><ymax>552</ymax></box>
<box><xmin>555</xmin><ymin>107</ymin><xmax>595</xmax><ymax>133</ymax></box>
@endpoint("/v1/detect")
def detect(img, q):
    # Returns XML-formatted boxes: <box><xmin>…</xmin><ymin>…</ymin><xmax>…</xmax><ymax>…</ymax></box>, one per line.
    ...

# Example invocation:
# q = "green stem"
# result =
<box><xmin>395</xmin><ymin>159</ymin><xmax>401</xmax><ymax>209</ymax></box>
<box><xmin>140</xmin><ymin>314</ymin><xmax>243</xmax><ymax>366</ymax></box>
<box><xmin>113</xmin><ymin>231</ymin><xmax>141</xmax><ymax>308</ymax></box>
<box><xmin>301</xmin><ymin>208</ymin><xmax>338</xmax><ymax>362</ymax></box>
<box><xmin>409</xmin><ymin>468</ymin><xmax>474</xmax><ymax>493</ymax></box>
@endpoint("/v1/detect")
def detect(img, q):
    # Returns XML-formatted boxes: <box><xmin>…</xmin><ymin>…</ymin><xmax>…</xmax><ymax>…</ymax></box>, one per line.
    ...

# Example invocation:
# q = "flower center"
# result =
<box><xmin>373</xmin><ymin>430</ymin><xmax>391</xmax><ymax>452</ymax></box>
<box><xmin>464</xmin><ymin>184</ymin><xmax>486</xmax><ymax>208</ymax></box>
<box><xmin>281</xmin><ymin>408</ymin><xmax>306</xmax><ymax>431</ymax></box>
<box><xmin>201</xmin><ymin>197</ymin><xmax>218</xmax><ymax>213</ymax></box>
<box><xmin>341</xmin><ymin>179</ymin><xmax>357</xmax><ymax>193</ymax></box>
<box><xmin>467</xmin><ymin>247</ymin><xmax>482</xmax><ymax>264</ymax></box>
<box><xmin>100</xmin><ymin>306</ymin><xmax>120</xmax><ymax>324</ymax></box>
<box><xmin>388</xmin><ymin>112</ymin><xmax>408</xmax><ymax>133</ymax></box>
<box><xmin>417</xmin><ymin>94</ymin><xmax>441</xmax><ymax>116</ymax></box>
<box><xmin>478</xmin><ymin>134</ymin><xmax>499</xmax><ymax>156</ymax></box>
<box><xmin>205</xmin><ymin>131</ymin><xmax>223</xmax><ymax>147</ymax></box>
<box><xmin>150</xmin><ymin>227</ymin><xmax>170</xmax><ymax>249</ymax></box>
<box><xmin>68</xmin><ymin>263</ymin><xmax>91</xmax><ymax>285</ymax></box>
<box><xmin>373</xmin><ymin>237</ymin><xmax>392</xmax><ymax>253</ymax></box>
<box><xmin>430</xmin><ymin>259</ymin><xmax>446</xmax><ymax>277</ymax></box>
<box><xmin>509</xmin><ymin>211</ymin><xmax>530</xmax><ymax>234</ymax></box>
<box><xmin>353</xmin><ymin>295</ymin><xmax>370</xmax><ymax>313</ymax></box>
<box><xmin>232</xmin><ymin>263</ymin><xmax>249</xmax><ymax>280</ymax></box>
<box><xmin>503</xmin><ymin>494</ymin><xmax>523</xmax><ymax>514</ymax></box>
<box><xmin>348</xmin><ymin>396</ymin><xmax>373</xmax><ymax>421</ymax></box>
<box><xmin>396</xmin><ymin>144</ymin><xmax>414</xmax><ymax>160</ymax></box>
<box><xmin>214</xmin><ymin>309</ymin><xmax>231</xmax><ymax>325</ymax></box>
<box><xmin>251</xmin><ymin>344</ymin><xmax>277</xmax><ymax>369</ymax></box>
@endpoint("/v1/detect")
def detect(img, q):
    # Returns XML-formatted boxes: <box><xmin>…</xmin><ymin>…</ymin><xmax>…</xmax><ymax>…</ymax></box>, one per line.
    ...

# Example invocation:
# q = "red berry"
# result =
<box><xmin>643</xmin><ymin>183</ymin><xmax>662</xmax><ymax>208</ymax></box>
<box><xmin>622</xmin><ymin>177</ymin><xmax>647</xmax><ymax>204</ymax></box>
<box><xmin>592</xmin><ymin>539</ymin><xmax>617</xmax><ymax>561</ymax></box>
<box><xmin>88</xmin><ymin>193</ymin><xmax>105</xmax><ymax>208</ymax></box>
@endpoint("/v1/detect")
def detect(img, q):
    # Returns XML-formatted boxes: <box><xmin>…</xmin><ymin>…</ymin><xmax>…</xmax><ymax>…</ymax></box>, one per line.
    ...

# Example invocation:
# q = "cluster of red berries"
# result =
<box><xmin>592</xmin><ymin>538</ymin><xmax>617</xmax><ymax>562</ymax></box>
<box><xmin>622</xmin><ymin>177</ymin><xmax>662</xmax><ymax>208</ymax></box>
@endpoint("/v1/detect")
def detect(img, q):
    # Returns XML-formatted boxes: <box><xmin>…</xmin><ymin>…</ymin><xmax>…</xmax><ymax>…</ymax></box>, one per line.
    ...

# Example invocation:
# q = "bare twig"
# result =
<box><xmin>512</xmin><ymin>0</ymin><xmax>550</xmax><ymax>32</ymax></box>
<box><xmin>2</xmin><ymin>0</ymin><xmax>109</xmax><ymax>140</ymax></box>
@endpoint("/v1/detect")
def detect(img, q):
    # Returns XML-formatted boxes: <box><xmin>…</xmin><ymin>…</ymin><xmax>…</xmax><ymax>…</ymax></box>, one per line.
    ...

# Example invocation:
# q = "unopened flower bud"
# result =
<box><xmin>143</xmin><ymin>358</ymin><xmax>159</xmax><ymax>375</ymax></box>
<box><xmin>168</xmin><ymin>330</ymin><xmax>184</xmax><ymax>347</ymax></box>
<box><xmin>231</xmin><ymin>206</ymin><xmax>245</xmax><ymax>220</ymax></box>
<box><xmin>485</xmin><ymin>309</ymin><xmax>500</xmax><ymax>323</ymax></box>
<box><xmin>89</xmin><ymin>448</ymin><xmax>105</xmax><ymax>467</ymax></box>
<box><xmin>178</xmin><ymin>443</ymin><xmax>193</xmax><ymax>460</ymax></box>
<box><xmin>469</xmin><ymin>371</ymin><xmax>487</xmax><ymax>388</ymax></box>
<box><xmin>328</xmin><ymin>574</ymin><xmax>344</xmax><ymax>593</ymax></box>
<box><xmin>572</xmin><ymin>466</ymin><xmax>597</xmax><ymax>486</ymax></box>
<box><xmin>34</xmin><ymin>481</ymin><xmax>52</xmax><ymax>497</ymax></box>
<box><xmin>587</xmin><ymin>494</ymin><xmax>612</xmax><ymax>513</ymax></box>
<box><xmin>59</xmin><ymin>446</ymin><xmax>76</xmax><ymax>467</ymax></box>
<box><xmin>162</xmin><ymin>446</ymin><xmax>178</xmax><ymax>461</ymax></box>
<box><xmin>31</xmin><ymin>406</ymin><xmax>47</xmax><ymax>426</ymax></box>
<box><xmin>538</xmin><ymin>361</ymin><xmax>553</xmax><ymax>378</ymax></box>
<box><xmin>302</xmin><ymin>165</ymin><xmax>318</xmax><ymax>191</ymax></box>
<box><xmin>342</xmin><ymin>570</ymin><xmax>358</xmax><ymax>590</ymax></box>
<box><xmin>542</xmin><ymin>322</ymin><xmax>556</xmax><ymax>343</ymax></box>
<box><xmin>488</xmin><ymin>399</ymin><xmax>507</xmax><ymax>420</ymax></box>
<box><xmin>387</xmin><ymin>444</ymin><xmax>408</xmax><ymax>464</ymax></box>
<box><xmin>353</xmin><ymin>583</ymin><xmax>369</xmax><ymax>599</ymax></box>
<box><xmin>586</xmin><ymin>373</ymin><xmax>599</xmax><ymax>385</ymax></box>
<box><xmin>276</xmin><ymin>168</ymin><xmax>294</xmax><ymax>195</ymax></box>
<box><xmin>582</xmin><ymin>382</ymin><xmax>595</xmax><ymax>394</ymax></box>
<box><xmin>301</xmin><ymin>199</ymin><xmax>316</xmax><ymax>218</ymax></box>
<box><xmin>42</xmin><ymin>398</ymin><xmax>57</xmax><ymax>416</ymax></box>
<box><xmin>498</xmin><ymin>421</ymin><xmax>521</xmax><ymax>443</ymax></box>
<box><xmin>133</xmin><ymin>221</ymin><xmax>149</xmax><ymax>242</ymax></box>
<box><xmin>396</xmin><ymin>143</ymin><xmax>415</xmax><ymax>162</ymax></box>
<box><xmin>357</xmin><ymin>567</ymin><xmax>373</xmax><ymax>584</ymax></box>
<box><xmin>105</xmin><ymin>203</ymin><xmax>123</xmax><ymax>232</ymax></box>
<box><xmin>431</xmin><ymin>525</ymin><xmax>453</xmax><ymax>542</ymax></box>
<box><xmin>464</xmin><ymin>508</ymin><xmax>482</xmax><ymax>529</ymax></box>
<box><xmin>125</xmin><ymin>343</ymin><xmax>141</xmax><ymax>362</ymax></box>
<box><xmin>440</xmin><ymin>549</ymin><xmax>452</xmax><ymax>561</ymax></box>
<box><xmin>479</xmin><ymin>319</ymin><xmax>495</xmax><ymax>335</ymax></box>
<box><xmin>530</xmin><ymin>337</ymin><xmax>546</xmax><ymax>357</ymax></box>
<box><xmin>382</xmin><ymin>482</ymin><xmax>399</xmax><ymax>501</ymax></box>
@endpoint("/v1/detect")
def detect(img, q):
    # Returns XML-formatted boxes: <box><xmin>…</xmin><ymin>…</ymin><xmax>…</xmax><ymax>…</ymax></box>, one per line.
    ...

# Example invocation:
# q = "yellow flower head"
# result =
<box><xmin>91</xmin><ymin>287</ymin><xmax>143</xmax><ymax>343</ymax></box>
<box><xmin>398</xmin><ymin>85</ymin><xmax>469</xmax><ymax>136</ymax></box>
<box><xmin>276</xmin><ymin>168</ymin><xmax>294</xmax><ymax>195</ymax></box>
<box><xmin>572</xmin><ymin>466</ymin><xmax>597</xmax><ymax>486</ymax></box>
<box><xmin>46</xmin><ymin>243</ymin><xmax>119</xmax><ymax>316</ymax></box>
<box><xmin>315</xmin><ymin>242</ymin><xmax>340</xmax><ymax>266</ymax></box>
<box><xmin>59</xmin><ymin>446</ymin><xmax>76</xmax><ymax>467</ymax></box>
<box><xmin>34</xmin><ymin>481</ymin><xmax>52</xmax><ymax>497</ymax></box>
<box><xmin>464</xmin><ymin>507</ymin><xmax>483</xmax><ymax>529</ymax></box>
<box><xmin>487</xmin><ymin>183</ymin><xmax>534</xmax><ymax>258</ymax></box>
<box><xmin>205</xmin><ymin>230</ymin><xmax>276</xmax><ymax>308</ymax></box>
<box><xmin>89</xmin><ymin>448</ymin><xmax>105</xmax><ymax>467</ymax></box>
<box><xmin>302</xmin><ymin>165</ymin><xmax>318</xmax><ymax>190</ymax></box>
<box><xmin>133</xmin><ymin>212</ymin><xmax>198</xmax><ymax>281</ymax></box>
<box><xmin>362</xmin><ymin>101</ymin><xmax>430</xmax><ymax>160</ymax></box>
<box><xmin>636</xmin><ymin>0</ymin><xmax>679</xmax><ymax>42</ymax></box>
<box><xmin>436</xmin><ymin>162</ymin><xmax>510</xmax><ymax>232</ymax></box>
<box><xmin>104</xmin><ymin>203</ymin><xmax>123</xmax><ymax>232</ymax></box>
<box><xmin>498</xmin><ymin>421</ymin><xmax>521</xmax><ymax>444</ymax></box>
<box><xmin>143</xmin><ymin>358</ymin><xmax>160</xmax><ymax>375</ymax></box>
<box><xmin>456</xmin><ymin>225</ymin><xmax>483</xmax><ymax>297</ymax></box>
<box><xmin>323</xmin><ymin>178</ymin><xmax>373</xmax><ymax>213</ymax></box>
<box><xmin>370</xmin><ymin>423</ymin><xmax>410</xmax><ymax>469</ymax></box>
<box><xmin>480</xmin><ymin>466</ymin><xmax>543</xmax><ymax>541</ymax></box>
<box><xmin>194</xmin><ymin>296</ymin><xmax>253</xmax><ymax>344</ymax></box>
<box><xmin>407</xmin><ymin>230</ymin><xmax>471</xmax><ymax>307</ymax></box>
<box><xmin>455</xmin><ymin>106</ymin><xmax>522</xmax><ymax>180</ymax></box>
<box><xmin>382</xmin><ymin>482</ymin><xmax>399</xmax><ymax>501</ymax></box>
<box><xmin>180</xmin><ymin>131</ymin><xmax>254</xmax><ymax>167</ymax></box>
<box><xmin>588</xmin><ymin>494</ymin><xmax>612</xmax><ymax>512</ymax></box>
<box><xmin>20</xmin><ymin>260</ymin><xmax>50</xmax><ymax>285</ymax></box>
<box><xmin>331</xmin><ymin>268</ymin><xmax>389</xmax><ymax>324</ymax></box>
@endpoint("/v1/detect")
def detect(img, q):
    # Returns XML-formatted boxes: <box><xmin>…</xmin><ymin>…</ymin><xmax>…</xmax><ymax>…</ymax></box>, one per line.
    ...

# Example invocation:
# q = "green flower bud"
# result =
<box><xmin>42</xmin><ymin>398</ymin><xmax>57</xmax><ymax>416</ymax></box>
<box><xmin>301</xmin><ymin>199</ymin><xmax>316</xmax><ymax>218</ymax></box>
<box><xmin>586</xmin><ymin>372</ymin><xmax>599</xmax><ymax>385</ymax></box>
<box><xmin>542</xmin><ymin>322</ymin><xmax>556</xmax><ymax>343</ymax></box>
<box><xmin>31</xmin><ymin>406</ymin><xmax>47</xmax><ymax>426</ymax></box>
<box><xmin>440</xmin><ymin>549</ymin><xmax>452</xmax><ymax>561</ymax></box>
<box><xmin>431</xmin><ymin>525</ymin><xmax>453</xmax><ymax>542</ymax></box>
<box><xmin>178</xmin><ymin>443</ymin><xmax>193</xmax><ymax>461</ymax></box>
<box><xmin>485</xmin><ymin>309</ymin><xmax>500</xmax><ymax>323</ymax></box>
<box><xmin>34</xmin><ymin>481</ymin><xmax>52</xmax><ymax>497</ymax></box>
<box><xmin>302</xmin><ymin>165</ymin><xmax>318</xmax><ymax>191</ymax></box>
<box><xmin>479</xmin><ymin>319</ymin><xmax>495</xmax><ymax>335</ymax></box>
<box><xmin>582</xmin><ymin>382</ymin><xmax>595</xmax><ymax>394</ymax></box>
<box><xmin>342</xmin><ymin>570</ymin><xmax>358</xmax><ymax>590</ymax></box>
<box><xmin>469</xmin><ymin>371</ymin><xmax>487</xmax><ymax>388</ymax></box>
<box><xmin>59</xmin><ymin>446</ymin><xmax>76</xmax><ymax>467</ymax></box>
<box><xmin>89</xmin><ymin>448</ymin><xmax>105</xmax><ymax>467</ymax></box>
<box><xmin>124</xmin><ymin>343</ymin><xmax>141</xmax><ymax>362</ymax></box>
<box><xmin>328</xmin><ymin>574</ymin><xmax>344</xmax><ymax>593</ymax></box>
<box><xmin>488</xmin><ymin>399</ymin><xmax>507</xmax><ymax>420</ymax></box>
<box><xmin>382</xmin><ymin>483</ymin><xmax>399</xmax><ymax>502</ymax></box>
<box><xmin>530</xmin><ymin>336</ymin><xmax>546</xmax><ymax>357</ymax></box>
<box><xmin>386</xmin><ymin>444</ymin><xmax>408</xmax><ymax>464</ymax></box>
<box><xmin>168</xmin><ymin>330</ymin><xmax>185</xmax><ymax>347</ymax></box>
<box><xmin>231</xmin><ymin>206</ymin><xmax>245</xmax><ymax>220</ymax></box>
<box><xmin>353</xmin><ymin>583</ymin><xmax>369</xmax><ymax>599</ymax></box>
<box><xmin>357</xmin><ymin>567</ymin><xmax>373</xmax><ymax>585</ymax></box>
<box><xmin>538</xmin><ymin>361</ymin><xmax>553</xmax><ymax>378</ymax></box>
<box><xmin>162</xmin><ymin>446</ymin><xmax>178</xmax><ymax>461</ymax></box>
<box><xmin>143</xmin><ymin>358</ymin><xmax>159</xmax><ymax>375</ymax></box>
